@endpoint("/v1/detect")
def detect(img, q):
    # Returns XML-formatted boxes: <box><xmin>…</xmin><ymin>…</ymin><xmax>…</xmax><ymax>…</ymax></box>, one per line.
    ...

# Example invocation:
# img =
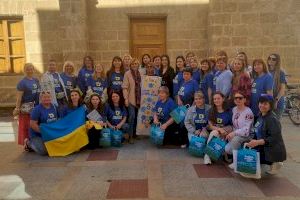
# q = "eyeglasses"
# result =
<box><xmin>234</xmin><ymin>96</ymin><xmax>244</xmax><ymax>100</ymax></box>
<box><xmin>269</xmin><ymin>57</ymin><xmax>276</xmax><ymax>61</ymax></box>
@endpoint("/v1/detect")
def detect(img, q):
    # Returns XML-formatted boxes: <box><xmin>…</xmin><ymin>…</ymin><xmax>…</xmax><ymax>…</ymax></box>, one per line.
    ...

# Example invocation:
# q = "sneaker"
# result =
<box><xmin>23</xmin><ymin>138</ymin><xmax>33</xmax><ymax>152</ymax></box>
<box><xmin>180</xmin><ymin>144</ymin><xmax>187</xmax><ymax>149</ymax></box>
<box><xmin>204</xmin><ymin>154</ymin><xmax>212</xmax><ymax>165</ymax></box>
<box><xmin>266</xmin><ymin>162</ymin><xmax>283</xmax><ymax>175</ymax></box>
<box><xmin>129</xmin><ymin>137</ymin><xmax>134</xmax><ymax>144</ymax></box>
<box><xmin>240</xmin><ymin>172</ymin><xmax>261</xmax><ymax>179</ymax></box>
<box><xmin>228</xmin><ymin>163</ymin><xmax>234</xmax><ymax>170</ymax></box>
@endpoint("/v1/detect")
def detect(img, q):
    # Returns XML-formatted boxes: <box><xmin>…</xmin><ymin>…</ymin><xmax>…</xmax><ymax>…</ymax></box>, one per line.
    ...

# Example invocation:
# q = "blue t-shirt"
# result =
<box><xmin>253</xmin><ymin>116</ymin><xmax>264</xmax><ymax>139</ymax></box>
<box><xmin>30</xmin><ymin>104</ymin><xmax>58</xmax><ymax>138</ymax></box>
<box><xmin>108</xmin><ymin>72</ymin><xmax>124</xmax><ymax>92</ymax></box>
<box><xmin>173</xmin><ymin>71</ymin><xmax>184</xmax><ymax>97</ymax></box>
<box><xmin>60</xmin><ymin>105</ymin><xmax>81</xmax><ymax>117</ymax></box>
<box><xmin>178</xmin><ymin>79</ymin><xmax>199</xmax><ymax>106</ymax></box>
<box><xmin>200</xmin><ymin>72</ymin><xmax>214</xmax><ymax>104</ymax></box>
<box><xmin>154</xmin><ymin>68</ymin><xmax>160</xmax><ymax>76</ymax></box>
<box><xmin>212</xmin><ymin>109</ymin><xmax>232</xmax><ymax>127</ymax></box>
<box><xmin>154</xmin><ymin>98</ymin><xmax>177</xmax><ymax>124</ymax></box>
<box><xmin>17</xmin><ymin>77</ymin><xmax>40</xmax><ymax>104</ymax></box>
<box><xmin>194</xmin><ymin>107</ymin><xmax>209</xmax><ymax>130</ymax></box>
<box><xmin>77</xmin><ymin>67</ymin><xmax>94</xmax><ymax>93</ymax></box>
<box><xmin>192</xmin><ymin>69</ymin><xmax>201</xmax><ymax>83</ymax></box>
<box><xmin>270</xmin><ymin>70</ymin><xmax>287</xmax><ymax>110</ymax></box>
<box><xmin>105</xmin><ymin>104</ymin><xmax>127</xmax><ymax>126</ymax></box>
<box><xmin>86</xmin><ymin>76</ymin><xmax>107</xmax><ymax>96</ymax></box>
<box><xmin>60</xmin><ymin>73</ymin><xmax>77</xmax><ymax>96</ymax></box>
<box><xmin>250</xmin><ymin>73</ymin><xmax>273</xmax><ymax>116</ymax></box>
<box><xmin>51</xmin><ymin>73</ymin><xmax>64</xmax><ymax>93</ymax></box>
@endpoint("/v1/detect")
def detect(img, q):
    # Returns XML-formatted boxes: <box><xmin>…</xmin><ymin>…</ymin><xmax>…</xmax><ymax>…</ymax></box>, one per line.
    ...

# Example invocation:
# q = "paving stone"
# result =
<box><xmin>106</xmin><ymin>179</ymin><xmax>148</xmax><ymax>199</ymax></box>
<box><xmin>193</xmin><ymin>164</ymin><xmax>233</xmax><ymax>178</ymax></box>
<box><xmin>87</xmin><ymin>149</ymin><xmax>119</xmax><ymax>161</ymax></box>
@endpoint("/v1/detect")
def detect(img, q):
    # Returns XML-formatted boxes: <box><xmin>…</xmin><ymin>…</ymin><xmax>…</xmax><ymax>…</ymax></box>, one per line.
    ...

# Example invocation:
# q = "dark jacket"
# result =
<box><xmin>261</xmin><ymin>111</ymin><xmax>286</xmax><ymax>162</ymax></box>
<box><xmin>160</xmin><ymin>67</ymin><xmax>175</xmax><ymax>97</ymax></box>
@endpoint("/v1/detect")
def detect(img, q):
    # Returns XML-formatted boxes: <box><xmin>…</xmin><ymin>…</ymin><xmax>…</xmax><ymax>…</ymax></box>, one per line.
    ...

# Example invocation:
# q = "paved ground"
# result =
<box><xmin>0</xmin><ymin>114</ymin><xmax>300</xmax><ymax>200</ymax></box>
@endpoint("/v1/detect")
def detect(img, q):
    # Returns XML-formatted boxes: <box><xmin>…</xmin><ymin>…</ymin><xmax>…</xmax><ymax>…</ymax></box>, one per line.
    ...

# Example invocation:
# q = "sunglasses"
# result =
<box><xmin>234</xmin><ymin>96</ymin><xmax>244</xmax><ymax>100</ymax></box>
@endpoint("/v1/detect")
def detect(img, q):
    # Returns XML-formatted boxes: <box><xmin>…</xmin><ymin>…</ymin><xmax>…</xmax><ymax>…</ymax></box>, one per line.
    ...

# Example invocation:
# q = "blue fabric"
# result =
<box><xmin>86</xmin><ymin>76</ymin><xmax>107</xmax><ymax>96</ymax></box>
<box><xmin>150</xmin><ymin>125</ymin><xmax>165</xmax><ymax>146</ymax></box>
<box><xmin>194</xmin><ymin>107</ymin><xmax>209</xmax><ymax>130</ymax></box>
<box><xmin>100</xmin><ymin>128</ymin><xmax>111</xmax><ymax>147</ymax></box>
<box><xmin>178</xmin><ymin>79</ymin><xmax>199</xmax><ymax>105</ymax></box>
<box><xmin>170</xmin><ymin>105</ymin><xmax>188</xmax><ymax>124</ymax></box>
<box><xmin>253</xmin><ymin>116</ymin><xmax>264</xmax><ymax>139</ymax></box>
<box><xmin>154</xmin><ymin>98</ymin><xmax>177</xmax><ymax>124</ymax></box>
<box><xmin>192</xmin><ymin>69</ymin><xmax>201</xmax><ymax>83</ymax></box>
<box><xmin>173</xmin><ymin>71</ymin><xmax>184</xmax><ymax>97</ymax></box>
<box><xmin>17</xmin><ymin>77</ymin><xmax>40</xmax><ymax>104</ymax></box>
<box><xmin>30</xmin><ymin>104</ymin><xmax>58</xmax><ymax>138</ymax></box>
<box><xmin>105</xmin><ymin>104</ymin><xmax>127</xmax><ymax>126</ymax></box>
<box><xmin>60</xmin><ymin>73</ymin><xmax>76</xmax><ymax>96</ymax></box>
<box><xmin>154</xmin><ymin>68</ymin><xmax>160</xmax><ymax>76</ymax></box>
<box><xmin>51</xmin><ymin>73</ymin><xmax>64</xmax><ymax>93</ymax></box>
<box><xmin>110</xmin><ymin>129</ymin><xmax>123</xmax><ymax>147</ymax></box>
<box><xmin>204</xmin><ymin>136</ymin><xmax>227</xmax><ymax>161</ymax></box>
<box><xmin>200</xmin><ymin>72</ymin><xmax>214</xmax><ymax>104</ymax></box>
<box><xmin>270</xmin><ymin>70</ymin><xmax>287</xmax><ymax>110</ymax></box>
<box><xmin>108</xmin><ymin>72</ymin><xmax>123</xmax><ymax>92</ymax></box>
<box><xmin>215</xmin><ymin>110</ymin><xmax>232</xmax><ymax>127</ymax></box>
<box><xmin>77</xmin><ymin>67</ymin><xmax>94</xmax><ymax>93</ymax></box>
<box><xmin>188</xmin><ymin>135</ymin><xmax>207</xmax><ymax>157</ymax></box>
<box><xmin>237</xmin><ymin>148</ymin><xmax>258</xmax><ymax>174</ymax></box>
<box><xmin>250</xmin><ymin>73</ymin><xmax>273</xmax><ymax>116</ymax></box>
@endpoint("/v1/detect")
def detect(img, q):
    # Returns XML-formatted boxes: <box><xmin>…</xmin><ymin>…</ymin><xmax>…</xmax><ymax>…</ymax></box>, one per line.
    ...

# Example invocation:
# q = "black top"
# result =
<box><xmin>160</xmin><ymin>67</ymin><xmax>175</xmax><ymax>97</ymax></box>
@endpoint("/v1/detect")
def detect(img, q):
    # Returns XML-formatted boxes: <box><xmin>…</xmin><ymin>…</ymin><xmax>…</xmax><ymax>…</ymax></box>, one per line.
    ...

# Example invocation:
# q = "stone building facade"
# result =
<box><xmin>0</xmin><ymin>0</ymin><xmax>299</xmax><ymax>106</ymax></box>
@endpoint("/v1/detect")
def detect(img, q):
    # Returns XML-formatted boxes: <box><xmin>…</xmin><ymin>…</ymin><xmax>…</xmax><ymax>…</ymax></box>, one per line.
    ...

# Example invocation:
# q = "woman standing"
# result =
<box><xmin>77</xmin><ymin>56</ymin><xmax>94</xmax><ymax>94</ymax></box>
<box><xmin>267</xmin><ymin>54</ymin><xmax>286</xmax><ymax>119</ymax></box>
<box><xmin>190</xmin><ymin>57</ymin><xmax>201</xmax><ymax>83</ymax></box>
<box><xmin>199</xmin><ymin>59</ymin><xmax>214</xmax><ymax>105</ymax></box>
<box><xmin>204</xmin><ymin>92</ymin><xmax>233</xmax><ymax>165</ymax></box>
<box><xmin>153</xmin><ymin>86</ymin><xmax>177</xmax><ymax>145</ymax></box>
<box><xmin>14</xmin><ymin>63</ymin><xmax>40</xmax><ymax>146</ymax></box>
<box><xmin>230</xmin><ymin>57</ymin><xmax>252</xmax><ymax>107</ymax></box>
<box><xmin>61</xmin><ymin>88</ymin><xmax>83</xmax><ymax>117</ymax></box>
<box><xmin>160</xmin><ymin>55</ymin><xmax>175</xmax><ymax>97</ymax></box>
<box><xmin>173</xmin><ymin>56</ymin><xmax>186</xmax><ymax>100</ymax></box>
<box><xmin>250</xmin><ymin>59</ymin><xmax>273</xmax><ymax>118</ymax></box>
<box><xmin>245</xmin><ymin>94</ymin><xmax>286</xmax><ymax>175</ymax></box>
<box><xmin>107</xmin><ymin>56</ymin><xmax>125</xmax><ymax>94</ymax></box>
<box><xmin>86</xmin><ymin>64</ymin><xmax>108</xmax><ymax>103</ymax></box>
<box><xmin>60</xmin><ymin>61</ymin><xmax>77</xmax><ymax>98</ymax></box>
<box><xmin>122</xmin><ymin>54</ymin><xmax>132</xmax><ymax>72</ymax></box>
<box><xmin>122</xmin><ymin>58</ymin><xmax>142</xmax><ymax>144</ymax></box>
<box><xmin>139</xmin><ymin>54</ymin><xmax>151</xmax><ymax>75</ymax></box>
<box><xmin>153</xmin><ymin>55</ymin><xmax>162</xmax><ymax>76</ymax></box>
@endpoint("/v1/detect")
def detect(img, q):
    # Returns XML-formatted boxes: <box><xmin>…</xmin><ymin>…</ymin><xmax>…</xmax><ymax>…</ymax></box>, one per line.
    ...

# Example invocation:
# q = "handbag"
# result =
<box><xmin>233</xmin><ymin>144</ymin><xmax>261</xmax><ymax>179</ymax></box>
<box><xmin>99</xmin><ymin>128</ymin><xmax>111</xmax><ymax>148</ymax></box>
<box><xmin>170</xmin><ymin>105</ymin><xmax>190</xmax><ymax>124</ymax></box>
<box><xmin>204</xmin><ymin>136</ymin><xmax>226</xmax><ymax>161</ymax></box>
<box><xmin>150</xmin><ymin>124</ymin><xmax>165</xmax><ymax>146</ymax></box>
<box><xmin>110</xmin><ymin>129</ymin><xmax>123</xmax><ymax>147</ymax></box>
<box><xmin>20</xmin><ymin>102</ymin><xmax>35</xmax><ymax>114</ymax></box>
<box><xmin>188</xmin><ymin>135</ymin><xmax>207</xmax><ymax>157</ymax></box>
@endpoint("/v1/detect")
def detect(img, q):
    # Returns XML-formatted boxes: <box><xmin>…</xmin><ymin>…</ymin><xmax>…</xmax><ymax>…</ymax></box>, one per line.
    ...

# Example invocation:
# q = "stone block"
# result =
<box><xmin>89</xmin><ymin>41</ymin><xmax>109</xmax><ymax>51</ymax></box>
<box><xmin>208</xmin><ymin>25</ymin><xmax>223</xmax><ymax>36</ymax></box>
<box><xmin>241</xmin><ymin>13</ymin><xmax>259</xmax><ymax>24</ymax></box>
<box><xmin>238</xmin><ymin>1</ymin><xmax>254</xmax><ymax>12</ymax></box>
<box><xmin>167</xmin><ymin>40</ymin><xmax>190</xmax><ymax>50</ymax></box>
<box><xmin>108</xmin><ymin>40</ymin><xmax>129</xmax><ymax>51</ymax></box>
<box><xmin>118</xmin><ymin>30</ymin><xmax>129</xmax><ymax>40</ymax></box>
<box><xmin>102</xmin><ymin>51</ymin><xmax>121</xmax><ymax>61</ymax></box>
<box><xmin>211</xmin><ymin>13</ymin><xmax>232</xmax><ymax>24</ymax></box>
<box><xmin>260</xmin><ymin>12</ymin><xmax>279</xmax><ymax>24</ymax></box>
<box><xmin>223</xmin><ymin>25</ymin><xmax>233</xmax><ymax>36</ymax></box>
<box><xmin>233</xmin><ymin>25</ymin><xmax>249</xmax><ymax>36</ymax></box>
<box><xmin>279</xmin><ymin>35</ymin><xmax>298</xmax><ymax>45</ymax></box>
<box><xmin>223</xmin><ymin>1</ymin><xmax>237</xmax><ymax>12</ymax></box>
<box><xmin>232</xmin><ymin>36</ymin><xmax>247</xmax><ymax>46</ymax></box>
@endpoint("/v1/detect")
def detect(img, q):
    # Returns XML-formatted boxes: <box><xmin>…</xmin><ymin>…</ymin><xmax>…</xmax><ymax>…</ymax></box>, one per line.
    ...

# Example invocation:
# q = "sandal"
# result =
<box><xmin>23</xmin><ymin>138</ymin><xmax>33</xmax><ymax>152</ymax></box>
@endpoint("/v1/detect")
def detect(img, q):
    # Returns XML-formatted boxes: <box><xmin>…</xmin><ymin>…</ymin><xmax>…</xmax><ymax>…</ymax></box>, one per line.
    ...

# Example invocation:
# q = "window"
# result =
<box><xmin>0</xmin><ymin>18</ymin><xmax>26</xmax><ymax>74</ymax></box>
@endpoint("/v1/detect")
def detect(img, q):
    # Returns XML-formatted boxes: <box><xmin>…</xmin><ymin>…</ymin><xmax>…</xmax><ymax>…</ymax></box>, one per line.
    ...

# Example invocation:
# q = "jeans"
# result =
<box><xmin>29</xmin><ymin>136</ymin><xmax>48</xmax><ymax>155</ymax></box>
<box><xmin>128</xmin><ymin>104</ymin><xmax>138</xmax><ymax>137</ymax></box>
<box><xmin>225</xmin><ymin>136</ymin><xmax>249</xmax><ymax>154</ymax></box>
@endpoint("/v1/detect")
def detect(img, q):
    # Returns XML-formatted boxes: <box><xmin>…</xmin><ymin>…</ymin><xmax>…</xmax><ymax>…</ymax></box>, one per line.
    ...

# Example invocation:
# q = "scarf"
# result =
<box><xmin>130</xmin><ymin>68</ymin><xmax>141</xmax><ymax>108</ymax></box>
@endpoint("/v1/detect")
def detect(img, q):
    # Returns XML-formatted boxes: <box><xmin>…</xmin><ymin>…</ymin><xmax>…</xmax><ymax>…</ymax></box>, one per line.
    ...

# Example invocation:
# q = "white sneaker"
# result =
<box><xmin>180</xmin><ymin>144</ymin><xmax>187</xmax><ymax>149</ymax></box>
<box><xmin>204</xmin><ymin>154</ymin><xmax>212</xmax><ymax>165</ymax></box>
<box><xmin>228</xmin><ymin>163</ymin><xmax>234</xmax><ymax>170</ymax></box>
<box><xmin>266</xmin><ymin>162</ymin><xmax>283</xmax><ymax>175</ymax></box>
<box><xmin>240</xmin><ymin>172</ymin><xmax>261</xmax><ymax>179</ymax></box>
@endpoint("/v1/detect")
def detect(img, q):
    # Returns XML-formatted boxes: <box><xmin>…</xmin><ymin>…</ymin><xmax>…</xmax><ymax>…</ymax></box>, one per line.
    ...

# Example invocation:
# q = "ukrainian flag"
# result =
<box><xmin>40</xmin><ymin>106</ymin><xmax>88</xmax><ymax>156</ymax></box>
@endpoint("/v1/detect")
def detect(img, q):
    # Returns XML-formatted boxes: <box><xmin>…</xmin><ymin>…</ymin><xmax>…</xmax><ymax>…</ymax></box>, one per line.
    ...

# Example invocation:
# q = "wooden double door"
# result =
<box><xmin>130</xmin><ymin>18</ymin><xmax>166</xmax><ymax>61</ymax></box>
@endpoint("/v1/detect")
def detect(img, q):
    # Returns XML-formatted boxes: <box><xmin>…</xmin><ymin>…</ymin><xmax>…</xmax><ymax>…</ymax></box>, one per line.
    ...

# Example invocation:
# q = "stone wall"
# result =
<box><xmin>208</xmin><ymin>0</ymin><xmax>300</xmax><ymax>83</ymax></box>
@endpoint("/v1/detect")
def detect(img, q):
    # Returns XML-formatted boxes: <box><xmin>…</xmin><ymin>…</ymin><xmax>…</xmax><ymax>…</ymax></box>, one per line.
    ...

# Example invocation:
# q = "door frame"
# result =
<box><xmin>128</xmin><ymin>14</ymin><xmax>167</xmax><ymax>59</ymax></box>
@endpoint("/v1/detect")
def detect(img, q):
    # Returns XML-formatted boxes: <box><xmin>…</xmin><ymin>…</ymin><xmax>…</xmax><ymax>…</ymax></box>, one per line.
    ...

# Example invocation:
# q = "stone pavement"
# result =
<box><xmin>0</xmin><ymin>116</ymin><xmax>300</xmax><ymax>200</ymax></box>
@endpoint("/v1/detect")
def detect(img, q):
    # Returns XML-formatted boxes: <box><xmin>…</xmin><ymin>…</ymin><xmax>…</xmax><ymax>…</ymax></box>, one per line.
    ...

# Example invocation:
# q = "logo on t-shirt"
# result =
<box><xmin>217</xmin><ymin>118</ymin><xmax>223</xmax><ymax>124</ymax></box>
<box><xmin>178</xmin><ymin>87</ymin><xmax>185</xmax><ymax>96</ymax></box>
<box><xmin>96</xmin><ymin>82</ymin><xmax>101</xmax><ymax>87</ymax></box>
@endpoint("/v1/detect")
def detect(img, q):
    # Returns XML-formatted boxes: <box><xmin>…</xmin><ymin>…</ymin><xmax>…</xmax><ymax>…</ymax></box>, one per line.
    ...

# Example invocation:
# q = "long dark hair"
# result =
<box><xmin>68</xmin><ymin>90</ymin><xmax>83</xmax><ymax>109</ymax></box>
<box><xmin>82</xmin><ymin>56</ymin><xmax>94</xmax><ymax>69</ymax></box>
<box><xmin>175</xmin><ymin>56</ymin><xmax>186</xmax><ymax>73</ymax></box>
<box><xmin>208</xmin><ymin>92</ymin><xmax>228</xmax><ymax>124</ymax></box>
<box><xmin>107</xmin><ymin>56</ymin><xmax>125</xmax><ymax>78</ymax></box>
<box><xmin>87</xmin><ymin>93</ymin><xmax>104</xmax><ymax>114</ymax></box>
<box><xmin>141</xmin><ymin>54</ymin><xmax>151</xmax><ymax>68</ymax></box>
<box><xmin>267</xmin><ymin>53</ymin><xmax>281</xmax><ymax>95</ymax></box>
<box><xmin>108</xmin><ymin>90</ymin><xmax>125</xmax><ymax>112</ymax></box>
<box><xmin>200</xmin><ymin>58</ymin><xmax>212</xmax><ymax>79</ymax></box>
<box><xmin>160</xmin><ymin>54</ymin><xmax>171</xmax><ymax>72</ymax></box>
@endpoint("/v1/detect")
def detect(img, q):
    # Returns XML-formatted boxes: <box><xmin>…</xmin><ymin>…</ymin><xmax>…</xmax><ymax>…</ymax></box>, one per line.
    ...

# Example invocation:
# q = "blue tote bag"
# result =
<box><xmin>188</xmin><ymin>135</ymin><xmax>207</xmax><ymax>157</ymax></box>
<box><xmin>150</xmin><ymin>125</ymin><xmax>165</xmax><ymax>146</ymax></box>
<box><xmin>204</xmin><ymin>136</ymin><xmax>226</xmax><ymax>161</ymax></box>
<box><xmin>111</xmin><ymin>129</ymin><xmax>123</xmax><ymax>147</ymax></box>
<box><xmin>99</xmin><ymin>128</ymin><xmax>111</xmax><ymax>148</ymax></box>
<box><xmin>170</xmin><ymin>105</ymin><xmax>189</xmax><ymax>124</ymax></box>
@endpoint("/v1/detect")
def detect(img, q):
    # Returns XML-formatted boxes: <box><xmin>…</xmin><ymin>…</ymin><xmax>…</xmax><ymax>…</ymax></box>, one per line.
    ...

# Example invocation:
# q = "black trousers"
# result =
<box><xmin>87</xmin><ymin>127</ymin><xmax>101</xmax><ymax>150</ymax></box>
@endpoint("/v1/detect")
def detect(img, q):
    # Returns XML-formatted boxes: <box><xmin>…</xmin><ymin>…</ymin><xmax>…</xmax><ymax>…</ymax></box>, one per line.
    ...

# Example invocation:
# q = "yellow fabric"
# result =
<box><xmin>86</xmin><ymin>121</ymin><xmax>103</xmax><ymax>130</ymax></box>
<box><xmin>45</xmin><ymin>125</ymin><xmax>88</xmax><ymax>157</ymax></box>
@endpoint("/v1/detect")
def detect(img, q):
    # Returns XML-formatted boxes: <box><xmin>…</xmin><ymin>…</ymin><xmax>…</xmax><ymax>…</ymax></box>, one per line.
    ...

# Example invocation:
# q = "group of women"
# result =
<box><xmin>14</xmin><ymin>50</ymin><xmax>286</xmax><ymax>176</ymax></box>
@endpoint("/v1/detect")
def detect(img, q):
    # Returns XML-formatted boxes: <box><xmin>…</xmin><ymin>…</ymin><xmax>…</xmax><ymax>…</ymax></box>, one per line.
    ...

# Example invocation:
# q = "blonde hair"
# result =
<box><xmin>63</xmin><ymin>61</ymin><xmax>75</xmax><ymax>75</ymax></box>
<box><xmin>93</xmin><ymin>64</ymin><xmax>106</xmax><ymax>80</ymax></box>
<box><xmin>23</xmin><ymin>63</ymin><xmax>34</xmax><ymax>72</ymax></box>
<box><xmin>130</xmin><ymin>58</ymin><xmax>140</xmax><ymax>68</ymax></box>
<box><xmin>123</xmin><ymin>54</ymin><xmax>132</xmax><ymax>61</ymax></box>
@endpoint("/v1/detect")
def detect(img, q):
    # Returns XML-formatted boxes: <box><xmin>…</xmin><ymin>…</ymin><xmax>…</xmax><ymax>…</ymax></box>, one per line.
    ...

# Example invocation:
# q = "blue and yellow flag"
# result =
<box><xmin>40</xmin><ymin>106</ymin><xmax>88</xmax><ymax>157</ymax></box>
